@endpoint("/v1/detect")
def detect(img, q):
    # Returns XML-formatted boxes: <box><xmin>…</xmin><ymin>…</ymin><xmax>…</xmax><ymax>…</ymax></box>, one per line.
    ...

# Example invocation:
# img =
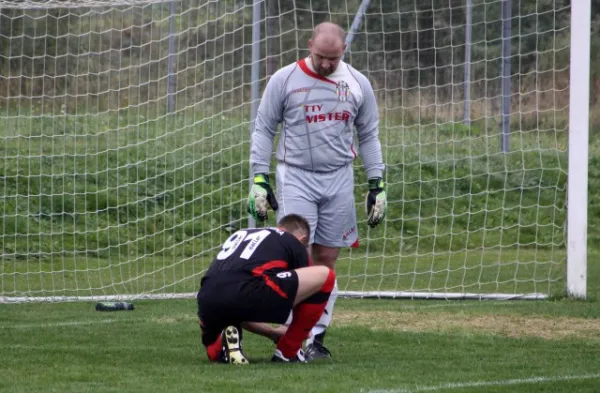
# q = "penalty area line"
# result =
<box><xmin>364</xmin><ymin>373</ymin><xmax>600</xmax><ymax>393</ymax></box>
<box><xmin>1</xmin><ymin>319</ymin><xmax>126</xmax><ymax>329</ymax></box>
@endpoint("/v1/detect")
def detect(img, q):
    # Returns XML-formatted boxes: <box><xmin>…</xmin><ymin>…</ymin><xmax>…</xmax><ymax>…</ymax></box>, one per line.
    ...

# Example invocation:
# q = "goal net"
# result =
<box><xmin>0</xmin><ymin>0</ymin><xmax>576</xmax><ymax>302</ymax></box>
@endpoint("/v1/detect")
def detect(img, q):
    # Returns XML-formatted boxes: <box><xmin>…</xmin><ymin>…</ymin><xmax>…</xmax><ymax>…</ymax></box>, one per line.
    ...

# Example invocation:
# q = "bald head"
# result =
<box><xmin>308</xmin><ymin>22</ymin><xmax>347</xmax><ymax>76</ymax></box>
<box><xmin>312</xmin><ymin>22</ymin><xmax>346</xmax><ymax>44</ymax></box>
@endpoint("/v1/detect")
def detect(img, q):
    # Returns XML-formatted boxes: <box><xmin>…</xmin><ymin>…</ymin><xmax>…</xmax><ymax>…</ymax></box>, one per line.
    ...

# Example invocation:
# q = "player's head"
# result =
<box><xmin>308</xmin><ymin>22</ymin><xmax>346</xmax><ymax>77</ymax></box>
<box><xmin>277</xmin><ymin>214</ymin><xmax>311</xmax><ymax>247</ymax></box>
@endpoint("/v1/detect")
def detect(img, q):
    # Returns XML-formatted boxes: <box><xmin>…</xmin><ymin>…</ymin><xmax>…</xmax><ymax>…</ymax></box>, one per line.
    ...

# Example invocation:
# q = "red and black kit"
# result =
<box><xmin>197</xmin><ymin>227</ymin><xmax>309</xmax><ymax>347</ymax></box>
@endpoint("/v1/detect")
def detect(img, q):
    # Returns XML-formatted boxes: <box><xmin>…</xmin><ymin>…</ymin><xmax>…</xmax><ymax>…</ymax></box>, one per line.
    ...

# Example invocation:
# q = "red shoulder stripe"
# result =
<box><xmin>298</xmin><ymin>58</ymin><xmax>337</xmax><ymax>85</ymax></box>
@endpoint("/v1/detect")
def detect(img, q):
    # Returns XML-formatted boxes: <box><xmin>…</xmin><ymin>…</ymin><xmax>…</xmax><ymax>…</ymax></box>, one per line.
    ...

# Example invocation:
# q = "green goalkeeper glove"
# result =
<box><xmin>365</xmin><ymin>177</ymin><xmax>387</xmax><ymax>228</ymax></box>
<box><xmin>247</xmin><ymin>173</ymin><xmax>279</xmax><ymax>222</ymax></box>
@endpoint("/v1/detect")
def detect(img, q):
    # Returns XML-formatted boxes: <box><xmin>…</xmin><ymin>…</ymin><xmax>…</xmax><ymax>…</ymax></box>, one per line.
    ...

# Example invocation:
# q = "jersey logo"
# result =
<box><xmin>336</xmin><ymin>81</ymin><xmax>350</xmax><ymax>102</ymax></box>
<box><xmin>342</xmin><ymin>225</ymin><xmax>356</xmax><ymax>241</ymax></box>
<box><xmin>291</xmin><ymin>87</ymin><xmax>310</xmax><ymax>95</ymax></box>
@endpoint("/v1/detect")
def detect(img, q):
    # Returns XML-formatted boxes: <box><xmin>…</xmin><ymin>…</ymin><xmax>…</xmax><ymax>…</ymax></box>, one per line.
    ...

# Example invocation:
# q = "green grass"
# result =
<box><xmin>1</xmin><ymin>111</ymin><xmax>599</xmax><ymax>392</ymax></box>
<box><xmin>1</xmin><ymin>270</ymin><xmax>599</xmax><ymax>393</ymax></box>
<box><xmin>0</xmin><ymin>248</ymin><xmax>565</xmax><ymax>298</ymax></box>
<box><xmin>1</xmin><ymin>110</ymin><xmax>592</xmax><ymax>298</ymax></box>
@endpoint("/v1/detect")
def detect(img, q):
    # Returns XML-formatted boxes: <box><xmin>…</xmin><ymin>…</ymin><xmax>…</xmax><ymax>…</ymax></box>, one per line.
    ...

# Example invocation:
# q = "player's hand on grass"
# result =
<box><xmin>366</xmin><ymin>177</ymin><xmax>387</xmax><ymax>228</ymax></box>
<box><xmin>247</xmin><ymin>173</ymin><xmax>278</xmax><ymax>221</ymax></box>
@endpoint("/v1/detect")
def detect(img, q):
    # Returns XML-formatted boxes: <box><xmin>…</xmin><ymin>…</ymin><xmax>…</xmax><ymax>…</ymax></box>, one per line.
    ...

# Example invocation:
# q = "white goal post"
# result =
<box><xmin>0</xmin><ymin>0</ymin><xmax>590</xmax><ymax>303</ymax></box>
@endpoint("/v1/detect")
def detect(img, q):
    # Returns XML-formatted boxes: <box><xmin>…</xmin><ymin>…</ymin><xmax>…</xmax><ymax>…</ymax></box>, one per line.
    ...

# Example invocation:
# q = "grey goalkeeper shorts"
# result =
<box><xmin>275</xmin><ymin>162</ymin><xmax>358</xmax><ymax>248</ymax></box>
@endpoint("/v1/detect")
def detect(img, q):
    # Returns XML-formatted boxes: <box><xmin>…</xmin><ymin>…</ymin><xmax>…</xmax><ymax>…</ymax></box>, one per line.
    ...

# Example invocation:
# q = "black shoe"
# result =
<box><xmin>305</xmin><ymin>341</ymin><xmax>332</xmax><ymax>359</ymax></box>
<box><xmin>271</xmin><ymin>348</ymin><xmax>310</xmax><ymax>363</ymax></box>
<box><xmin>221</xmin><ymin>326</ymin><xmax>249</xmax><ymax>365</ymax></box>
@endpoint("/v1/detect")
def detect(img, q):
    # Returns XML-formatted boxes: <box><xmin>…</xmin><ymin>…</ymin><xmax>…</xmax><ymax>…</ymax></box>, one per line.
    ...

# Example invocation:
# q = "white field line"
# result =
<box><xmin>1</xmin><ymin>301</ymin><xmax>528</xmax><ymax>329</ymax></box>
<box><xmin>1</xmin><ymin>319</ymin><xmax>125</xmax><ymax>329</ymax></box>
<box><xmin>1</xmin><ymin>343</ymin><xmax>190</xmax><ymax>353</ymax></box>
<box><xmin>364</xmin><ymin>373</ymin><xmax>600</xmax><ymax>393</ymax></box>
<box><xmin>391</xmin><ymin>301</ymin><xmax>528</xmax><ymax>310</ymax></box>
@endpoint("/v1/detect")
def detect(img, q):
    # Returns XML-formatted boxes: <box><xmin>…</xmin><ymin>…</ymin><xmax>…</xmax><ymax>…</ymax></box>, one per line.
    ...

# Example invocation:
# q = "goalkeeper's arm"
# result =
<box><xmin>250</xmin><ymin>71</ymin><xmax>285</xmax><ymax>176</ymax></box>
<box><xmin>248</xmin><ymin>70</ymin><xmax>286</xmax><ymax>221</ymax></box>
<box><xmin>354</xmin><ymin>73</ymin><xmax>387</xmax><ymax>228</ymax></box>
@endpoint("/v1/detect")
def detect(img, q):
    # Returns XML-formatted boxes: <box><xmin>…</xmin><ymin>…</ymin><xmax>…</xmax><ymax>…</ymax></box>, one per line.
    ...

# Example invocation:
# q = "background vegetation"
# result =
<box><xmin>2</xmin><ymin>0</ymin><xmax>598</xmax><ymax>119</ymax></box>
<box><xmin>0</xmin><ymin>0</ymin><xmax>598</xmax><ymax>297</ymax></box>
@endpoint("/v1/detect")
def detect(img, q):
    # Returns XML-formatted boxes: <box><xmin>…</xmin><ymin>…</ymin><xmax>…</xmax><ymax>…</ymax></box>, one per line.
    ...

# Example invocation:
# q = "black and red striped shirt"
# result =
<box><xmin>203</xmin><ymin>227</ymin><xmax>309</xmax><ymax>280</ymax></box>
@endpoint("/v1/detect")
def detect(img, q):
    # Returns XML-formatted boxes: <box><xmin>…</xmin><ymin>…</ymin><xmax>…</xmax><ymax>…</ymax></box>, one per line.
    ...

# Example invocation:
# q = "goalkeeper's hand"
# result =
<box><xmin>247</xmin><ymin>173</ymin><xmax>278</xmax><ymax>221</ymax></box>
<box><xmin>365</xmin><ymin>177</ymin><xmax>387</xmax><ymax>228</ymax></box>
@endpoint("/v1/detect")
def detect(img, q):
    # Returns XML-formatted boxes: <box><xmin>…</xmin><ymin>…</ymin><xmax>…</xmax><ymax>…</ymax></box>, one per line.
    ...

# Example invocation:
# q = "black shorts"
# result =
<box><xmin>196</xmin><ymin>270</ymin><xmax>298</xmax><ymax>346</ymax></box>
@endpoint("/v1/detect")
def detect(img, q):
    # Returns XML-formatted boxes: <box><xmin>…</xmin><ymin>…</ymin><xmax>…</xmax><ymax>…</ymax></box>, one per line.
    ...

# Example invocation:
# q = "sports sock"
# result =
<box><xmin>277</xmin><ymin>269</ymin><xmax>336</xmax><ymax>359</ymax></box>
<box><xmin>306</xmin><ymin>279</ymin><xmax>338</xmax><ymax>345</ymax></box>
<box><xmin>205</xmin><ymin>333</ymin><xmax>222</xmax><ymax>361</ymax></box>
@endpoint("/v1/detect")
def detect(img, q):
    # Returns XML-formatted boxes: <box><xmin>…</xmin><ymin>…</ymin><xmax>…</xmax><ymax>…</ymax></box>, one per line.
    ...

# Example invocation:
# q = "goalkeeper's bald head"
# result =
<box><xmin>311</xmin><ymin>22</ymin><xmax>345</xmax><ymax>44</ymax></box>
<box><xmin>308</xmin><ymin>22</ymin><xmax>346</xmax><ymax>76</ymax></box>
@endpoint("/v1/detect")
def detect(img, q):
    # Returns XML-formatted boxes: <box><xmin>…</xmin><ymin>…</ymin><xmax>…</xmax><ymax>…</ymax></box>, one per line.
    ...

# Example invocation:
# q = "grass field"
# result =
<box><xmin>1</xmin><ymin>2</ymin><xmax>599</xmax><ymax>389</ymax></box>
<box><xmin>2</xmin><ymin>111</ymin><xmax>591</xmax><ymax>298</ymax></box>
<box><xmin>1</xmin><ymin>109</ymin><xmax>600</xmax><ymax>392</ymax></box>
<box><xmin>1</xmin><ymin>259</ymin><xmax>599</xmax><ymax>393</ymax></box>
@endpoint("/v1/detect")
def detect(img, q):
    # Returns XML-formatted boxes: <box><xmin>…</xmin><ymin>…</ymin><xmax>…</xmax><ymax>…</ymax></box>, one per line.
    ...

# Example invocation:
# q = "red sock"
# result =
<box><xmin>205</xmin><ymin>333</ymin><xmax>222</xmax><ymax>361</ymax></box>
<box><xmin>277</xmin><ymin>268</ymin><xmax>335</xmax><ymax>359</ymax></box>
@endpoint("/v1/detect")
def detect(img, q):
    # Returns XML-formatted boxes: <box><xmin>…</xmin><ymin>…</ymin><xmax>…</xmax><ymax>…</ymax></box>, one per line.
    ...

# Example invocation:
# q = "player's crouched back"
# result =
<box><xmin>196</xmin><ymin>213</ymin><xmax>336</xmax><ymax>364</ymax></box>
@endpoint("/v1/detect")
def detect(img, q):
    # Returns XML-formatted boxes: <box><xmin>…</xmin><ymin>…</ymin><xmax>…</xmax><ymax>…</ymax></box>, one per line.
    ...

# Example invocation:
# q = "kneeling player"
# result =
<box><xmin>196</xmin><ymin>213</ymin><xmax>335</xmax><ymax>364</ymax></box>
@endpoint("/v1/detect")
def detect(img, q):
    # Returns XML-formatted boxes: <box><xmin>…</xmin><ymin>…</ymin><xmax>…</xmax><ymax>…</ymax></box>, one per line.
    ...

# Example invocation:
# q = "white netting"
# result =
<box><xmin>0</xmin><ymin>0</ymin><xmax>570</xmax><ymax>302</ymax></box>
<box><xmin>0</xmin><ymin>0</ymin><xmax>170</xmax><ymax>8</ymax></box>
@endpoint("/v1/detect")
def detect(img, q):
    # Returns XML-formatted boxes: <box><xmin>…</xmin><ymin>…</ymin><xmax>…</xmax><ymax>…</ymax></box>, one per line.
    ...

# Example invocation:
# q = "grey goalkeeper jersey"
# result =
<box><xmin>250</xmin><ymin>57</ymin><xmax>384</xmax><ymax>179</ymax></box>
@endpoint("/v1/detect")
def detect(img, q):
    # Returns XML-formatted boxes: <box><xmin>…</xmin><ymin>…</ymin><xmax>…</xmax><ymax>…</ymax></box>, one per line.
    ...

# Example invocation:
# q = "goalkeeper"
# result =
<box><xmin>248</xmin><ymin>21</ymin><xmax>387</xmax><ymax>359</ymax></box>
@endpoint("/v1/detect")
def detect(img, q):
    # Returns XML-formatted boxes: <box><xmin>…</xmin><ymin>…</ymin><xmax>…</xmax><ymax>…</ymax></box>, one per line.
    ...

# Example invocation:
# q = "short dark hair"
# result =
<box><xmin>277</xmin><ymin>214</ymin><xmax>311</xmax><ymax>239</ymax></box>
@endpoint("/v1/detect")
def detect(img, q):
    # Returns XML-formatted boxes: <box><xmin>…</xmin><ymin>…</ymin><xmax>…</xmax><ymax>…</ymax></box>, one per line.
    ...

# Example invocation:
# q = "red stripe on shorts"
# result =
<box><xmin>251</xmin><ymin>260</ymin><xmax>290</xmax><ymax>299</ymax></box>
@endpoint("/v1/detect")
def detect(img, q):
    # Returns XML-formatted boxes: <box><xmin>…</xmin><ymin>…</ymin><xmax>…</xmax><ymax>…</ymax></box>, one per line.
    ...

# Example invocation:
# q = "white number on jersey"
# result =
<box><xmin>216</xmin><ymin>229</ymin><xmax>271</xmax><ymax>260</ymax></box>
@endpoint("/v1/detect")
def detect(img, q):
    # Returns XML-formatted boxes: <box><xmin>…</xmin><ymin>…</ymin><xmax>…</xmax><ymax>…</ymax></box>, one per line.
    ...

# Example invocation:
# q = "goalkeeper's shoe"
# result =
<box><xmin>271</xmin><ymin>349</ymin><xmax>310</xmax><ymax>363</ymax></box>
<box><xmin>305</xmin><ymin>341</ymin><xmax>332</xmax><ymax>359</ymax></box>
<box><xmin>221</xmin><ymin>326</ymin><xmax>249</xmax><ymax>365</ymax></box>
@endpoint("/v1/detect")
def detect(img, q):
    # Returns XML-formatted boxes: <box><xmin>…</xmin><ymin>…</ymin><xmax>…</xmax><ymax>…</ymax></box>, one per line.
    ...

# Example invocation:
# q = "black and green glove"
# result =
<box><xmin>247</xmin><ymin>174</ymin><xmax>278</xmax><ymax>221</ymax></box>
<box><xmin>365</xmin><ymin>177</ymin><xmax>387</xmax><ymax>228</ymax></box>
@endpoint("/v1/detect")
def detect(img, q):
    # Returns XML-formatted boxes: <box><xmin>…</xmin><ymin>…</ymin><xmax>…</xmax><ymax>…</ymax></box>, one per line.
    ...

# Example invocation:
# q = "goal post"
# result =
<box><xmin>566</xmin><ymin>0</ymin><xmax>591</xmax><ymax>299</ymax></box>
<box><xmin>0</xmin><ymin>0</ymin><xmax>590</xmax><ymax>303</ymax></box>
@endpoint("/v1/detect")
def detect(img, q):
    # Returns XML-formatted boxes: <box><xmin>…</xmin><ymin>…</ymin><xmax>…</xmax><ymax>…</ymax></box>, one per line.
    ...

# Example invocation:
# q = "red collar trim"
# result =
<box><xmin>297</xmin><ymin>58</ymin><xmax>337</xmax><ymax>85</ymax></box>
